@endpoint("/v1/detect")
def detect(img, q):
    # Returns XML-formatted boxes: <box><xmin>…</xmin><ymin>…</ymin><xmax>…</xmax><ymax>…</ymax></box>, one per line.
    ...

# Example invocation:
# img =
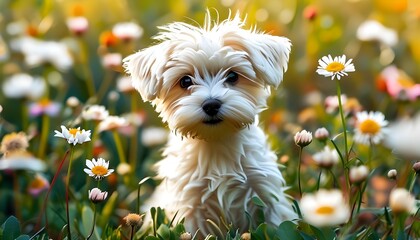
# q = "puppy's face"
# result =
<box><xmin>124</xmin><ymin>13</ymin><xmax>291</xmax><ymax>140</ymax></box>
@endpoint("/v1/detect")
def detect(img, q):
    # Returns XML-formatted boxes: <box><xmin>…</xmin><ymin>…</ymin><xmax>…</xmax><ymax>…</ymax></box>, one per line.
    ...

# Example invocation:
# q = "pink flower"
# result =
<box><xmin>28</xmin><ymin>174</ymin><xmax>50</xmax><ymax>197</ymax></box>
<box><xmin>379</xmin><ymin>65</ymin><xmax>420</xmax><ymax>101</ymax></box>
<box><xmin>29</xmin><ymin>98</ymin><xmax>61</xmax><ymax>117</ymax></box>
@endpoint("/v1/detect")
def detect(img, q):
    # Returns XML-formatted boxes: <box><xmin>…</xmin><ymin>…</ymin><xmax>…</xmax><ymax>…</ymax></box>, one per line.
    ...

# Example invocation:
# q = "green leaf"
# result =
<box><xmin>156</xmin><ymin>224</ymin><xmax>170</xmax><ymax>240</ymax></box>
<box><xmin>2</xmin><ymin>216</ymin><xmax>21</xmax><ymax>240</ymax></box>
<box><xmin>145</xmin><ymin>236</ymin><xmax>160</xmax><ymax>240</ymax></box>
<box><xmin>277</xmin><ymin>221</ymin><xmax>302</xmax><ymax>240</ymax></box>
<box><xmin>81</xmin><ymin>205</ymin><xmax>94</xmax><ymax>237</ymax></box>
<box><xmin>309</xmin><ymin>226</ymin><xmax>335</xmax><ymax>240</ymax></box>
<box><xmin>15</xmin><ymin>235</ymin><xmax>30</xmax><ymax>240</ymax></box>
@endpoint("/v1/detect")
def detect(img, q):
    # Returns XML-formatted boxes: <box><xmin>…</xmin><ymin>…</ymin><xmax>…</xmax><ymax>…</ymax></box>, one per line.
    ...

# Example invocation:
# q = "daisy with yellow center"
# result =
<box><xmin>300</xmin><ymin>189</ymin><xmax>350</xmax><ymax>227</ymax></box>
<box><xmin>354</xmin><ymin>111</ymin><xmax>388</xmax><ymax>145</ymax></box>
<box><xmin>54</xmin><ymin>125</ymin><xmax>91</xmax><ymax>145</ymax></box>
<box><xmin>316</xmin><ymin>54</ymin><xmax>355</xmax><ymax>80</ymax></box>
<box><xmin>84</xmin><ymin>158</ymin><xmax>114</xmax><ymax>180</ymax></box>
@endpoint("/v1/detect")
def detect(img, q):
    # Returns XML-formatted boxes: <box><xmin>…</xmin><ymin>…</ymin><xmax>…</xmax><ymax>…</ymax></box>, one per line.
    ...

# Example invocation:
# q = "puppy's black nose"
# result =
<box><xmin>202</xmin><ymin>99</ymin><xmax>222</xmax><ymax>116</ymax></box>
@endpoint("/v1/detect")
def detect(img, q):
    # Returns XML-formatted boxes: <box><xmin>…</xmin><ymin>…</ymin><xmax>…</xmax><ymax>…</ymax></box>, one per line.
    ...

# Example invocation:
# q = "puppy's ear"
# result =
<box><xmin>238</xmin><ymin>33</ymin><xmax>291</xmax><ymax>88</ymax></box>
<box><xmin>123</xmin><ymin>42</ymin><xmax>170</xmax><ymax>101</ymax></box>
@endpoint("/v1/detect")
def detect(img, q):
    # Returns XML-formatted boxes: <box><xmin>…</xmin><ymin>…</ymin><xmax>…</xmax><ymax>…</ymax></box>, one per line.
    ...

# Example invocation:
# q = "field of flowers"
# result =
<box><xmin>0</xmin><ymin>0</ymin><xmax>420</xmax><ymax>239</ymax></box>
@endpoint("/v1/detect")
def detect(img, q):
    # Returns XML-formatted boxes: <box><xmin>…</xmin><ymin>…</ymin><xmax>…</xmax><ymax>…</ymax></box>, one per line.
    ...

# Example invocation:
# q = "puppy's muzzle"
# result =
<box><xmin>202</xmin><ymin>99</ymin><xmax>223</xmax><ymax>124</ymax></box>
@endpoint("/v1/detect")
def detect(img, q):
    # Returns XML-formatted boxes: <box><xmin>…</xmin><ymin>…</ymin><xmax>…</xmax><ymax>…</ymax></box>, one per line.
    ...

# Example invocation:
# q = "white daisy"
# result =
<box><xmin>354</xmin><ymin>111</ymin><xmax>388</xmax><ymax>145</ymax></box>
<box><xmin>316</xmin><ymin>55</ymin><xmax>355</xmax><ymax>80</ymax></box>
<box><xmin>54</xmin><ymin>125</ymin><xmax>91</xmax><ymax>145</ymax></box>
<box><xmin>84</xmin><ymin>158</ymin><xmax>114</xmax><ymax>180</ymax></box>
<box><xmin>300</xmin><ymin>189</ymin><xmax>350</xmax><ymax>227</ymax></box>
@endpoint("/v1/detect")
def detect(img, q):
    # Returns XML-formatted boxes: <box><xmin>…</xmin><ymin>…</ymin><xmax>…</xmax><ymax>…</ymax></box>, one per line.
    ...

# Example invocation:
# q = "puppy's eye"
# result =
<box><xmin>179</xmin><ymin>76</ymin><xmax>193</xmax><ymax>89</ymax></box>
<box><xmin>225</xmin><ymin>71</ymin><xmax>239</xmax><ymax>85</ymax></box>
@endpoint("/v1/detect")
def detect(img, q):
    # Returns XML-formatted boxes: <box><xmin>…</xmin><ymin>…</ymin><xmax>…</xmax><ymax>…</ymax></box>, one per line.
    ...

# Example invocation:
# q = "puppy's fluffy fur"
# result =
<box><xmin>124</xmin><ymin>11</ymin><xmax>297</xmax><ymax>236</ymax></box>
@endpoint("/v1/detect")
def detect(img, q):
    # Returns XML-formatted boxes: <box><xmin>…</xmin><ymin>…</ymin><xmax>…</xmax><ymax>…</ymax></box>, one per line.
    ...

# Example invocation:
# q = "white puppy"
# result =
<box><xmin>123</xmin><ymin>11</ymin><xmax>297</xmax><ymax>237</ymax></box>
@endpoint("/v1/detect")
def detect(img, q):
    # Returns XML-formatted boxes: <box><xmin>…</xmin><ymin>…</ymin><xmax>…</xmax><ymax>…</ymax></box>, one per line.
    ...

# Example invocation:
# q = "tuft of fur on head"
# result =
<box><xmin>123</xmin><ymin>10</ymin><xmax>291</xmax><ymax>140</ymax></box>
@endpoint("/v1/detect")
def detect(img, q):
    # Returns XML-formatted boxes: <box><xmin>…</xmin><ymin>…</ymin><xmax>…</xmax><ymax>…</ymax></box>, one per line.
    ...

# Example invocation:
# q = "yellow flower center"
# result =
<box><xmin>30</xmin><ymin>177</ymin><xmax>46</xmax><ymax>189</ymax></box>
<box><xmin>315</xmin><ymin>206</ymin><xmax>335</xmax><ymax>215</ymax></box>
<box><xmin>92</xmin><ymin>165</ymin><xmax>108</xmax><ymax>176</ymax></box>
<box><xmin>397</xmin><ymin>77</ymin><xmax>415</xmax><ymax>88</ymax></box>
<box><xmin>38</xmin><ymin>98</ymin><xmax>52</xmax><ymax>107</ymax></box>
<box><xmin>68</xmin><ymin>128</ymin><xmax>80</xmax><ymax>137</ymax></box>
<box><xmin>326</xmin><ymin>62</ymin><xmax>345</xmax><ymax>72</ymax></box>
<box><xmin>359</xmin><ymin>119</ymin><xmax>381</xmax><ymax>134</ymax></box>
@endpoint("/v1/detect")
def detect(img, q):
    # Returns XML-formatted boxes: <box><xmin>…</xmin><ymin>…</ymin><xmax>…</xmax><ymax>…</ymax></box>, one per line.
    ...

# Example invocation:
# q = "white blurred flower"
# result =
<box><xmin>357</xmin><ymin>20</ymin><xmax>398</xmax><ymax>47</ymax></box>
<box><xmin>384</xmin><ymin>114</ymin><xmax>420</xmax><ymax>159</ymax></box>
<box><xmin>294</xmin><ymin>129</ymin><xmax>312</xmax><ymax>147</ymax></box>
<box><xmin>312</xmin><ymin>146</ymin><xmax>339</xmax><ymax>168</ymax></box>
<box><xmin>54</xmin><ymin>125</ymin><xmax>91</xmax><ymax>145</ymax></box>
<box><xmin>117</xmin><ymin>76</ymin><xmax>136</xmax><ymax>93</ymax></box>
<box><xmin>324</xmin><ymin>94</ymin><xmax>347</xmax><ymax>114</ymax></box>
<box><xmin>112</xmin><ymin>22</ymin><xmax>143</xmax><ymax>41</ymax></box>
<box><xmin>354</xmin><ymin>111</ymin><xmax>388</xmax><ymax>145</ymax></box>
<box><xmin>0</xmin><ymin>151</ymin><xmax>46</xmax><ymax>172</ymax></box>
<box><xmin>349</xmin><ymin>165</ymin><xmax>369</xmax><ymax>184</ymax></box>
<box><xmin>66</xmin><ymin>96</ymin><xmax>80</xmax><ymax>108</ymax></box>
<box><xmin>98</xmin><ymin>116</ymin><xmax>128</xmax><ymax>132</ymax></box>
<box><xmin>116</xmin><ymin>162</ymin><xmax>132</xmax><ymax>175</ymax></box>
<box><xmin>11</xmin><ymin>36</ymin><xmax>73</xmax><ymax>70</ymax></box>
<box><xmin>316</xmin><ymin>55</ymin><xmax>355</xmax><ymax>80</ymax></box>
<box><xmin>141</xmin><ymin>127</ymin><xmax>169</xmax><ymax>147</ymax></box>
<box><xmin>102</xmin><ymin>53</ymin><xmax>122</xmax><ymax>69</ymax></box>
<box><xmin>300</xmin><ymin>189</ymin><xmax>350</xmax><ymax>227</ymax></box>
<box><xmin>66</xmin><ymin>16</ymin><xmax>89</xmax><ymax>35</ymax></box>
<box><xmin>389</xmin><ymin>188</ymin><xmax>417</xmax><ymax>214</ymax></box>
<box><xmin>88</xmin><ymin>187</ymin><xmax>108</xmax><ymax>203</ymax></box>
<box><xmin>2</xmin><ymin>73</ymin><xmax>46</xmax><ymax>99</ymax></box>
<box><xmin>81</xmin><ymin>105</ymin><xmax>109</xmax><ymax>121</ymax></box>
<box><xmin>84</xmin><ymin>158</ymin><xmax>114</xmax><ymax>180</ymax></box>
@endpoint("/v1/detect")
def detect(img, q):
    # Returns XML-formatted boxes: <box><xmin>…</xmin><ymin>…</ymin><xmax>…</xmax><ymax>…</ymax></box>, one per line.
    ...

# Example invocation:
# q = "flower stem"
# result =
<box><xmin>65</xmin><ymin>147</ymin><xmax>75</xmax><ymax>240</ymax></box>
<box><xmin>37</xmin><ymin>113</ymin><xmax>50</xmax><ymax>159</ymax></box>
<box><xmin>408</xmin><ymin>172</ymin><xmax>418</xmax><ymax>193</ymax></box>
<box><xmin>35</xmin><ymin>149</ymin><xmax>70</xmax><ymax>231</ymax></box>
<box><xmin>87</xmin><ymin>204</ymin><xmax>97</xmax><ymax>240</ymax></box>
<box><xmin>113</xmin><ymin>131</ymin><xmax>127</xmax><ymax>164</ymax></box>
<box><xmin>298</xmin><ymin>147</ymin><xmax>303</xmax><ymax>198</ymax></box>
<box><xmin>336</xmin><ymin>81</ymin><xmax>350</xmax><ymax>190</ymax></box>
<box><xmin>130</xmin><ymin>225</ymin><xmax>135</xmax><ymax>240</ymax></box>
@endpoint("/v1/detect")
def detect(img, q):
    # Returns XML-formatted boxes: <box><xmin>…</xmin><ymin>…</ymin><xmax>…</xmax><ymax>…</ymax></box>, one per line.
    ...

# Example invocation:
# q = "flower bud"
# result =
<box><xmin>387</xmin><ymin>169</ymin><xmax>397</xmax><ymax>180</ymax></box>
<box><xmin>180</xmin><ymin>232</ymin><xmax>192</xmax><ymax>240</ymax></box>
<box><xmin>88</xmin><ymin>187</ymin><xmax>108</xmax><ymax>203</ymax></box>
<box><xmin>349</xmin><ymin>165</ymin><xmax>369</xmax><ymax>184</ymax></box>
<box><xmin>124</xmin><ymin>213</ymin><xmax>143</xmax><ymax>228</ymax></box>
<box><xmin>294</xmin><ymin>130</ymin><xmax>313</xmax><ymax>147</ymax></box>
<box><xmin>314</xmin><ymin>127</ymin><xmax>329</xmax><ymax>142</ymax></box>
<box><xmin>413</xmin><ymin>162</ymin><xmax>420</xmax><ymax>174</ymax></box>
